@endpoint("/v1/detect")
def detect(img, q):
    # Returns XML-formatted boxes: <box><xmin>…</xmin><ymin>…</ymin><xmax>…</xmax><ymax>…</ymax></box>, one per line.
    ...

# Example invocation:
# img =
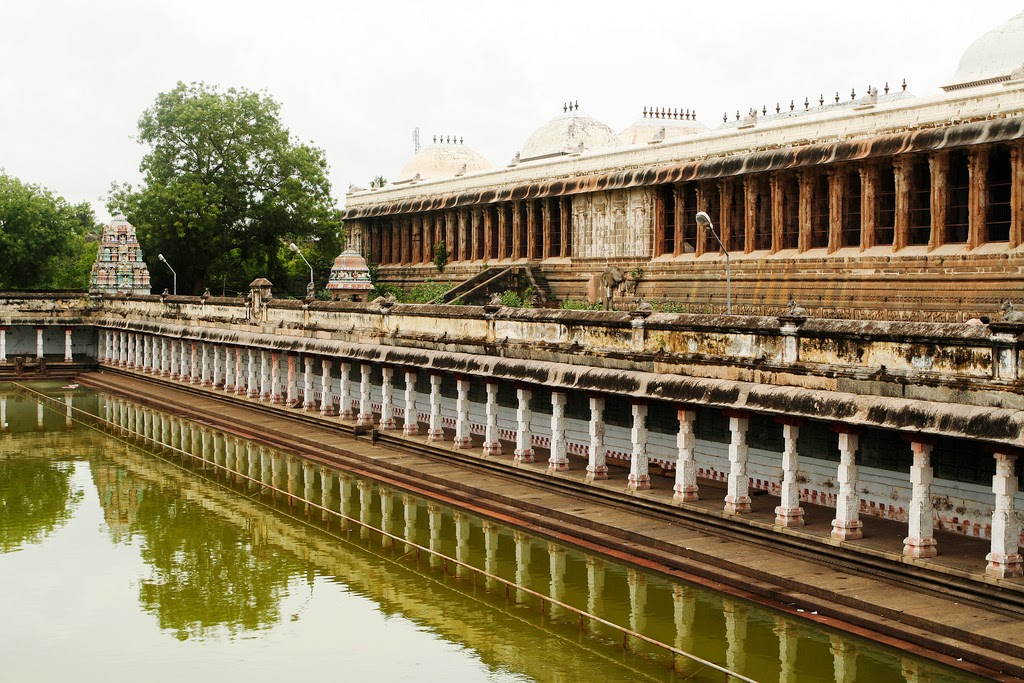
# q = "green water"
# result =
<box><xmin>0</xmin><ymin>385</ymin><xmax>986</xmax><ymax>682</ymax></box>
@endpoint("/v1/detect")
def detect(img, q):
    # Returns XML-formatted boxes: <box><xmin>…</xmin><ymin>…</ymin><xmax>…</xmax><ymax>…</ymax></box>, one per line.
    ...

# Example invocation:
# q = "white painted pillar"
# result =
<box><xmin>0</xmin><ymin>327</ymin><xmax>7</xmax><ymax>362</ymax></box>
<box><xmin>210</xmin><ymin>344</ymin><xmax>222</xmax><ymax>387</ymax></box>
<box><xmin>585</xmin><ymin>395</ymin><xmax>607</xmax><ymax>481</ymax></box>
<box><xmin>167</xmin><ymin>338</ymin><xmax>177</xmax><ymax>378</ymax></box>
<box><xmin>514</xmin><ymin>385</ymin><xmax>534</xmax><ymax>463</ymax></box>
<box><xmin>673</xmin><ymin>408</ymin><xmax>698</xmax><ymax>502</ymax></box>
<box><xmin>775</xmin><ymin>421</ymin><xmax>805</xmax><ymax>526</ymax></box>
<box><xmin>179</xmin><ymin>340</ymin><xmax>189</xmax><ymax>381</ymax></box>
<box><xmin>548</xmin><ymin>391</ymin><xmax>568</xmax><ymax>471</ymax></box>
<box><xmin>320</xmin><ymin>358</ymin><xmax>336</xmax><ymax>415</ymax></box>
<box><xmin>338</xmin><ymin>361</ymin><xmax>353</xmax><ymax>418</ymax></box>
<box><xmin>63</xmin><ymin>327</ymin><xmax>73</xmax><ymax>361</ymax></box>
<box><xmin>35</xmin><ymin>327</ymin><xmax>44</xmax><ymax>359</ymax></box>
<box><xmin>379</xmin><ymin>365</ymin><xmax>395</xmax><ymax>428</ymax></box>
<box><xmin>188</xmin><ymin>341</ymin><xmax>198</xmax><ymax>384</ymax></box>
<box><xmin>903</xmin><ymin>441</ymin><xmax>937</xmax><ymax>557</ymax></box>
<box><xmin>198</xmin><ymin>343</ymin><xmax>208</xmax><ymax>385</ymax></box>
<box><xmin>249</xmin><ymin>348</ymin><xmax>260</xmax><ymax>398</ymax></box>
<box><xmin>427</xmin><ymin>372</ymin><xmax>443</xmax><ymax>440</ymax></box>
<box><xmin>302</xmin><ymin>355</ymin><xmax>315</xmax><ymax>409</ymax></box>
<box><xmin>160</xmin><ymin>337</ymin><xmax>169</xmax><ymax>376</ymax></box>
<box><xmin>482</xmin><ymin>380</ymin><xmax>501</xmax><ymax>455</ymax></box>
<box><xmin>724</xmin><ymin>412</ymin><xmax>752</xmax><ymax>514</ymax></box>
<box><xmin>831</xmin><ymin>431</ymin><xmax>863</xmax><ymax>540</ymax></box>
<box><xmin>125</xmin><ymin>332</ymin><xmax>134</xmax><ymax>367</ymax></box>
<box><xmin>402</xmin><ymin>370</ymin><xmax>418</xmax><ymax>435</ymax></box>
<box><xmin>270</xmin><ymin>352</ymin><xmax>282</xmax><ymax>403</ymax></box>
<box><xmin>234</xmin><ymin>347</ymin><xmax>246</xmax><ymax>395</ymax></box>
<box><xmin>141</xmin><ymin>334</ymin><xmax>150</xmax><ymax>372</ymax></box>
<box><xmin>357</xmin><ymin>363</ymin><xmax>374</xmax><ymax>426</ymax></box>
<box><xmin>987</xmin><ymin>452</ymin><xmax>1023</xmax><ymax>578</ymax></box>
<box><xmin>286</xmin><ymin>353</ymin><xmax>299</xmax><ymax>405</ymax></box>
<box><xmin>136</xmin><ymin>333</ymin><xmax>145</xmax><ymax>369</ymax></box>
<box><xmin>222</xmin><ymin>345</ymin><xmax>234</xmax><ymax>390</ymax></box>
<box><xmin>628</xmin><ymin>401</ymin><xmax>650</xmax><ymax>490</ymax></box>
<box><xmin>453</xmin><ymin>375</ymin><xmax>471</xmax><ymax>448</ymax></box>
<box><xmin>259</xmin><ymin>350</ymin><xmax>270</xmax><ymax>400</ymax></box>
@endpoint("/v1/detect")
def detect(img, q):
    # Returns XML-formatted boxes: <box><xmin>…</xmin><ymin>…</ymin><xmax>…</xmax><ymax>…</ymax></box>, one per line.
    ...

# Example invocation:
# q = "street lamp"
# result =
<box><xmin>695</xmin><ymin>212</ymin><xmax>731</xmax><ymax>315</ymax></box>
<box><xmin>288</xmin><ymin>242</ymin><xmax>315</xmax><ymax>296</ymax></box>
<box><xmin>157</xmin><ymin>253</ymin><xmax>177</xmax><ymax>295</ymax></box>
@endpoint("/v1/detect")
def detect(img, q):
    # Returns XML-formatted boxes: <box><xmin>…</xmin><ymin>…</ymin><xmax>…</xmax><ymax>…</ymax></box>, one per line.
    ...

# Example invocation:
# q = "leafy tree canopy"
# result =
<box><xmin>0</xmin><ymin>174</ymin><xmax>98</xmax><ymax>290</ymax></box>
<box><xmin>109</xmin><ymin>82</ymin><xmax>342</xmax><ymax>296</ymax></box>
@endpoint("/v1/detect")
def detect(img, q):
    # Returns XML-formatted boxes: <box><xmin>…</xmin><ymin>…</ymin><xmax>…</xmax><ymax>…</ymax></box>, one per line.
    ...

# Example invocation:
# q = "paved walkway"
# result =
<box><xmin>76</xmin><ymin>370</ymin><xmax>1024</xmax><ymax>680</ymax></box>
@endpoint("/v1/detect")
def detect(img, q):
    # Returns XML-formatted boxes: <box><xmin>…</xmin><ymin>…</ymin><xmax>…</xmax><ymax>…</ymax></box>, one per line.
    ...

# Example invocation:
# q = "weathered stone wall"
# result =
<box><xmin>571</xmin><ymin>187</ymin><xmax>655</xmax><ymax>260</ymax></box>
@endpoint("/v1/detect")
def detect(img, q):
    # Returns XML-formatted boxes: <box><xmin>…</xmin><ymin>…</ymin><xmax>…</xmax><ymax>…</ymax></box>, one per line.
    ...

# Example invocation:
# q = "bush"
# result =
<box><xmin>560</xmin><ymin>299</ymin><xmax>604</xmax><ymax>311</ymax></box>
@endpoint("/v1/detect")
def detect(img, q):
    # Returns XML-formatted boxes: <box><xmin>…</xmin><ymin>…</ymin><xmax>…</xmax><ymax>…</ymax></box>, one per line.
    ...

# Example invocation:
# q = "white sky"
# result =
<box><xmin>1</xmin><ymin>1</ymin><xmax>1021</xmax><ymax>222</ymax></box>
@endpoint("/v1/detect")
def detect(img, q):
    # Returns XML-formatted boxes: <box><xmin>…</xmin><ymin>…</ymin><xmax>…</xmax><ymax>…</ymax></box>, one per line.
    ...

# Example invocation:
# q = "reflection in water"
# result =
<box><xmin>0</xmin><ymin>454</ymin><xmax>80</xmax><ymax>553</ymax></box>
<box><xmin>2</xmin><ymin>386</ymin><xmax>991</xmax><ymax>683</ymax></box>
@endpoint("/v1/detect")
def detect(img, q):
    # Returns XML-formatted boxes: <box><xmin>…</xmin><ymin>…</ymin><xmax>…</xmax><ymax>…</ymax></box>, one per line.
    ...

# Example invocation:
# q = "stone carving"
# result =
<box><xmin>1000</xmin><ymin>300</ymin><xmax>1024</xmax><ymax>323</ymax></box>
<box><xmin>633</xmin><ymin>298</ymin><xmax>653</xmax><ymax>313</ymax></box>
<box><xmin>786</xmin><ymin>300</ymin><xmax>807</xmax><ymax>317</ymax></box>
<box><xmin>600</xmin><ymin>266</ymin><xmax>626</xmax><ymax>311</ymax></box>
<box><xmin>488</xmin><ymin>293</ymin><xmax>503</xmax><ymax>306</ymax></box>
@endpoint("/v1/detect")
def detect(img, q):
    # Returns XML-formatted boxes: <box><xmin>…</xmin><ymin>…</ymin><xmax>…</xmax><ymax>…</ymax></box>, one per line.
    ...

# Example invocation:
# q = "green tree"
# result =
<box><xmin>109</xmin><ymin>82</ymin><xmax>342</xmax><ymax>296</ymax></box>
<box><xmin>0</xmin><ymin>174</ymin><xmax>97</xmax><ymax>290</ymax></box>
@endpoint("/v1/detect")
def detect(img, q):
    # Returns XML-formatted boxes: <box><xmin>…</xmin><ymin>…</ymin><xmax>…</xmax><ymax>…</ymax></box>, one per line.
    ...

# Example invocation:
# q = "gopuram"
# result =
<box><xmin>345</xmin><ymin>11</ymin><xmax>1024</xmax><ymax>321</ymax></box>
<box><xmin>89</xmin><ymin>213</ymin><xmax>152</xmax><ymax>296</ymax></box>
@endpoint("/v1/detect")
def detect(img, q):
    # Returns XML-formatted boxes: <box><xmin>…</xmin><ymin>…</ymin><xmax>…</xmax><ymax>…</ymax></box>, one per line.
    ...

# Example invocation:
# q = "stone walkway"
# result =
<box><xmin>77</xmin><ymin>370</ymin><xmax>1024</xmax><ymax>681</ymax></box>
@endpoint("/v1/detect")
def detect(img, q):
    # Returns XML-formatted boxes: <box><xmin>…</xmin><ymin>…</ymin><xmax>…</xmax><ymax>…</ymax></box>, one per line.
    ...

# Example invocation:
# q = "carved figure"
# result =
<box><xmin>633</xmin><ymin>298</ymin><xmax>653</xmax><ymax>313</ymax></box>
<box><xmin>1001</xmin><ymin>300</ymin><xmax>1024</xmax><ymax>323</ymax></box>
<box><xmin>600</xmin><ymin>266</ymin><xmax>626</xmax><ymax>311</ymax></box>
<box><xmin>488</xmin><ymin>292</ymin><xmax>503</xmax><ymax>306</ymax></box>
<box><xmin>787</xmin><ymin>299</ymin><xmax>807</xmax><ymax>317</ymax></box>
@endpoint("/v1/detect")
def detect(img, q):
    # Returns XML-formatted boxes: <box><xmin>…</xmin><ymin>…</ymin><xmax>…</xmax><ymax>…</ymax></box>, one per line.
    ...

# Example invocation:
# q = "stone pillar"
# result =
<box><xmin>286</xmin><ymin>353</ymin><xmax>298</xmax><ymax>406</ymax></box>
<box><xmin>357</xmin><ymin>363</ymin><xmax>374</xmax><ymax>426</ymax></box>
<box><xmin>403</xmin><ymin>493</ymin><xmax>418</xmax><ymax>552</ymax></box>
<box><xmin>797</xmin><ymin>169</ymin><xmax>812</xmax><ymax>252</ymax></box>
<box><xmin>234</xmin><ymin>347</ymin><xmax>245</xmax><ymax>395</ymax></box>
<box><xmin>270</xmin><ymin>352</ymin><xmax>282</xmax><ymax>403</ymax></box>
<box><xmin>986</xmin><ymin>452</ymin><xmax>1023</xmax><ymax>578</ymax></box>
<box><xmin>724</xmin><ymin>411</ymin><xmax>752</xmax><ymax>514</ymax></box>
<box><xmin>514</xmin><ymin>384</ymin><xmax>534</xmax><ymax>463</ymax></box>
<box><xmin>769</xmin><ymin>174</ymin><xmax>784</xmax><ymax>254</ymax></box>
<box><xmin>831</xmin><ymin>431</ymin><xmax>864</xmax><ymax>540</ymax></box>
<box><xmin>160</xmin><ymin>337</ymin><xmax>169</xmax><ymax>376</ymax></box>
<box><xmin>0</xmin><ymin>327</ymin><xmax>8</xmax><ymax>363</ymax></box>
<box><xmin>453</xmin><ymin>375</ymin><xmax>471</xmax><ymax>448</ymax></box>
<box><xmin>585</xmin><ymin>394</ymin><xmax>607</xmax><ymax>481</ymax></box>
<box><xmin>249</xmin><ymin>348</ymin><xmax>260</xmax><ymax>398</ymax></box>
<box><xmin>200</xmin><ymin>343</ymin><xmax>210</xmax><ymax>386</ymax></box>
<box><xmin>427</xmin><ymin>372</ymin><xmax>444</xmax><ymax>441</ymax></box>
<box><xmin>859</xmin><ymin>164</ymin><xmax>877</xmax><ymax>249</ymax></box>
<box><xmin>185</xmin><ymin>341</ymin><xmax>195</xmax><ymax>384</ymax></box>
<box><xmin>125</xmin><ymin>332</ymin><xmax>134</xmax><ymax>368</ymax></box>
<box><xmin>673</xmin><ymin>408</ymin><xmax>699</xmax><ymax>502</ymax></box>
<box><xmin>724</xmin><ymin>602</ymin><xmax>749</xmax><ymax>675</ymax></box>
<box><xmin>514</xmin><ymin>530</ymin><xmax>532</xmax><ymax>601</ymax></box>
<box><xmin>775</xmin><ymin>616</ymin><xmax>799</xmax><ymax>683</ymax></box>
<box><xmin>302</xmin><ymin>355</ymin><xmax>316</xmax><ymax>410</ymax></box>
<box><xmin>548</xmin><ymin>391</ymin><xmax>568</xmax><ymax>472</ymax></box>
<box><xmin>338</xmin><ymin>361</ymin><xmax>353</xmax><ymax>419</ymax></box>
<box><xmin>968</xmin><ymin>146</ymin><xmax>989</xmax><ymax>249</ymax></box>
<box><xmin>893</xmin><ymin>156</ymin><xmax>912</xmax><ymax>251</ymax></box>
<box><xmin>548</xmin><ymin>542</ymin><xmax>567</xmax><ymax>618</ymax></box>
<box><xmin>903</xmin><ymin>440</ymin><xmax>937</xmax><ymax>558</ymax></box>
<box><xmin>180</xmin><ymin>340</ymin><xmax>190</xmax><ymax>381</ymax></box>
<box><xmin>379</xmin><ymin>365</ymin><xmax>396</xmax><ymax>429</ymax></box>
<box><xmin>827</xmin><ymin>168</ymin><xmax>843</xmax><ymax>253</ymax></box>
<box><xmin>482</xmin><ymin>379</ymin><xmax>502</xmax><ymax>455</ymax></box>
<box><xmin>511</xmin><ymin>202</ymin><xmax>522</xmax><ymax>259</ymax></box>
<box><xmin>320</xmin><ymin>358</ymin><xmax>336</xmax><ymax>416</ymax></box>
<box><xmin>63</xmin><ymin>327</ymin><xmax>73</xmax><ymax>361</ymax></box>
<box><xmin>259</xmin><ymin>350</ymin><xmax>270</xmax><ymax>399</ymax></box>
<box><xmin>928</xmin><ymin>151</ymin><xmax>949</xmax><ymax>249</ymax></box>
<box><xmin>35</xmin><ymin>326</ymin><xmax>44</xmax><ymax>359</ymax></box>
<box><xmin>402</xmin><ymin>370</ymin><xmax>418</xmax><ymax>435</ymax></box>
<box><xmin>775</xmin><ymin>420</ymin><xmax>805</xmax><ymax>527</ymax></box>
<box><xmin>628</xmin><ymin>401</ymin><xmax>650</xmax><ymax>490</ymax></box>
<box><xmin>222</xmin><ymin>345</ymin><xmax>233</xmax><ymax>390</ymax></box>
<box><xmin>209</xmin><ymin>344</ymin><xmax>220</xmax><ymax>387</ymax></box>
<box><xmin>1010</xmin><ymin>143</ymin><xmax>1024</xmax><ymax>248</ymax></box>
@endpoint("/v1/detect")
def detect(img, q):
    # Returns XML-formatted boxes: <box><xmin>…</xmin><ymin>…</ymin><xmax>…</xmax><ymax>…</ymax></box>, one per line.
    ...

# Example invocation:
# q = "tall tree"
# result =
<box><xmin>110</xmin><ymin>82</ymin><xmax>342</xmax><ymax>296</ymax></box>
<box><xmin>0</xmin><ymin>174</ymin><xmax>96</xmax><ymax>290</ymax></box>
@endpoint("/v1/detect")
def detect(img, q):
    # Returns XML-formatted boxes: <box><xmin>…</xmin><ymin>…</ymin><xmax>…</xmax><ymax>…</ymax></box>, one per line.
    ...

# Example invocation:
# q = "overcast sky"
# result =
<box><xmin>2</xmin><ymin>1</ymin><xmax>1021</xmax><ymax>222</ymax></box>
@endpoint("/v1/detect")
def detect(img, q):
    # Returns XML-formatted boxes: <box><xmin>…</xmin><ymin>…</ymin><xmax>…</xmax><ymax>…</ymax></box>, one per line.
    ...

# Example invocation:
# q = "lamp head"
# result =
<box><xmin>157</xmin><ymin>253</ymin><xmax>167</xmax><ymax>263</ymax></box>
<box><xmin>288</xmin><ymin>242</ymin><xmax>300</xmax><ymax>253</ymax></box>
<box><xmin>695</xmin><ymin>211</ymin><xmax>714</xmax><ymax>232</ymax></box>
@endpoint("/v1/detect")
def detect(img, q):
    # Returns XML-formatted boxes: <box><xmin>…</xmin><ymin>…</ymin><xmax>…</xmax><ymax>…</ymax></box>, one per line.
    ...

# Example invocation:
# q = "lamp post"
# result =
<box><xmin>157</xmin><ymin>253</ymin><xmax>177</xmax><ymax>295</ymax></box>
<box><xmin>695</xmin><ymin>212</ymin><xmax>731</xmax><ymax>315</ymax></box>
<box><xmin>288</xmin><ymin>242</ymin><xmax>315</xmax><ymax>296</ymax></box>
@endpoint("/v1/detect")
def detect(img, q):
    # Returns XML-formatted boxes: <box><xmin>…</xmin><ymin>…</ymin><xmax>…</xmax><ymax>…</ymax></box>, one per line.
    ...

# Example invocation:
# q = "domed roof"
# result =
<box><xmin>397</xmin><ymin>139</ymin><xmax>491</xmax><ymax>183</ymax></box>
<box><xmin>618</xmin><ymin>109</ymin><xmax>708</xmax><ymax>146</ymax></box>
<box><xmin>520</xmin><ymin>106</ymin><xmax>619</xmax><ymax>161</ymax></box>
<box><xmin>944</xmin><ymin>11</ymin><xmax>1024</xmax><ymax>91</ymax></box>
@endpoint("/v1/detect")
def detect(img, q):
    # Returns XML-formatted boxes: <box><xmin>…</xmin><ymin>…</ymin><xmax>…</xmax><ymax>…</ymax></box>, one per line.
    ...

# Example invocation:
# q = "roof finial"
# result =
<box><xmin>642</xmin><ymin>105</ymin><xmax>647</xmax><ymax>118</ymax></box>
<box><xmin>574</xmin><ymin>100</ymin><xmax>579</xmax><ymax>111</ymax></box>
<box><xmin>884</xmin><ymin>81</ymin><xmax>890</xmax><ymax>94</ymax></box>
<box><xmin>723</xmin><ymin>111</ymin><xmax>728</xmax><ymax>123</ymax></box>
<box><xmin>433</xmin><ymin>134</ymin><xmax>437</xmax><ymax>144</ymax></box>
<box><xmin>851</xmin><ymin>88</ymin><xmax>856</xmax><ymax>100</ymax></box>
<box><xmin>790</xmin><ymin>99</ymin><xmax>795</xmax><ymax>111</ymax></box>
<box><xmin>776</xmin><ymin>102</ymin><xmax>780</xmax><ymax>114</ymax></box>
<box><xmin>804</xmin><ymin>97</ymin><xmax>809</xmax><ymax>110</ymax></box>
<box><xmin>902</xmin><ymin>78</ymin><xmax>907</xmax><ymax>92</ymax></box>
<box><xmin>762</xmin><ymin>104</ymin><xmax>767</xmax><ymax>116</ymax></box>
<box><xmin>834</xmin><ymin>91</ymin><xmax>840</xmax><ymax>103</ymax></box>
<box><xmin>735</xmin><ymin>110</ymin><xmax>740</xmax><ymax>121</ymax></box>
<box><xmin>819</xmin><ymin>93</ymin><xmax>824</xmax><ymax>106</ymax></box>
<box><xmin>692</xmin><ymin>108</ymin><xmax>696</xmax><ymax>119</ymax></box>
<box><xmin>460</xmin><ymin>136</ymin><xmax>463</xmax><ymax>144</ymax></box>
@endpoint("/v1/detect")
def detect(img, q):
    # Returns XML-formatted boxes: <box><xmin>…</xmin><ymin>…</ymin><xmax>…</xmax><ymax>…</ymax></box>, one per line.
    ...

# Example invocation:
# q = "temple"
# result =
<box><xmin>88</xmin><ymin>213</ymin><xmax>151</xmax><ymax>296</ymax></box>
<box><xmin>343</xmin><ymin>11</ymin><xmax>1024</xmax><ymax>321</ymax></box>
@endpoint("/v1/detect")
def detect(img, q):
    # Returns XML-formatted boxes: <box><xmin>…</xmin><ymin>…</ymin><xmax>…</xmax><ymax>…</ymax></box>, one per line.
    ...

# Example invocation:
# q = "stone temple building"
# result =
<box><xmin>343</xmin><ymin>11</ymin><xmax>1024</xmax><ymax>321</ymax></box>
<box><xmin>89</xmin><ymin>213</ymin><xmax>151</xmax><ymax>296</ymax></box>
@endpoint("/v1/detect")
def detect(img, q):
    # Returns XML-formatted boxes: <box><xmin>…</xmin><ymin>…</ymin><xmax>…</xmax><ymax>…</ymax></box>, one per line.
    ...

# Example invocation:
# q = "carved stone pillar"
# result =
<box><xmin>258</xmin><ymin>349</ymin><xmax>269</xmax><ymax>399</ymax></box>
<box><xmin>968</xmin><ymin>146</ymin><xmax>989</xmax><ymax>249</ymax></box>
<box><xmin>453</xmin><ymin>375</ymin><xmax>471</xmax><ymax>448</ymax></box>
<box><xmin>233</xmin><ymin>347</ymin><xmax>245</xmax><ymax>395</ymax></box>
<box><xmin>628</xmin><ymin>401</ymin><xmax>650</xmax><ymax>491</ymax></box>
<box><xmin>986</xmin><ymin>452</ymin><xmax>1023</xmax><ymax>578</ymax></box>
<box><xmin>270</xmin><ymin>351</ymin><xmax>282</xmax><ymax>403</ymax></box>
<box><xmin>1010</xmin><ymin>142</ymin><xmax>1024</xmax><ymax>248</ymax></box>
<box><xmin>673</xmin><ymin>408</ymin><xmax>698</xmax><ymax>502</ymax></box>
<box><xmin>743</xmin><ymin>176</ymin><xmax>757</xmax><ymax>253</ymax></box>
<box><xmin>775</xmin><ymin>420</ymin><xmax>805</xmax><ymax>526</ymax></box>
<box><xmin>672</xmin><ymin>185</ymin><xmax>684</xmax><ymax>255</ymax></box>
<box><xmin>859</xmin><ymin>164</ymin><xmax>877</xmax><ymax>249</ymax></box>
<box><xmin>893</xmin><ymin>157</ymin><xmax>912</xmax><ymax>251</ymax></box>
<box><xmin>797</xmin><ymin>168</ymin><xmax>812</xmax><ymax>253</ymax></box>
<box><xmin>526</xmin><ymin>201</ymin><xmax>537</xmax><ymax>261</ymax></box>
<box><xmin>770</xmin><ymin>174</ymin><xmax>784</xmax><ymax>254</ymax></box>
<box><xmin>200</xmin><ymin>343</ymin><xmax>210</xmax><ymax>386</ymax></box>
<box><xmin>928</xmin><ymin>151</ymin><xmax>949</xmax><ymax>249</ymax></box>
<box><xmin>286</xmin><ymin>353</ymin><xmax>298</xmax><ymax>405</ymax></box>
<box><xmin>248</xmin><ymin>348</ymin><xmax>259</xmax><ymax>397</ymax></box>
<box><xmin>719</xmin><ymin>180</ymin><xmax>733</xmax><ymax>253</ymax></box>
<box><xmin>320</xmin><ymin>358</ymin><xmax>336</xmax><ymax>416</ymax></box>
<box><xmin>357</xmin><ymin>363</ymin><xmax>374</xmax><ymax>426</ymax></box>
<box><xmin>548</xmin><ymin>391</ymin><xmax>568</xmax><ymax>471</ymax></box>
<box><xmin>497</xmin><ymin>204</ymin><xmax>508</xmax><ymax>259</ymax></box>
<box><xmin>403</xmin><ymin>369</ymin><xmax>418</xmax><ymax>435</ymax></box>
<box><xmin>585</xmin><ymin>394</ymin><xmax>607</xmax><ymax>481</ymax></box>
<box><xmin>514</xmin><ymin>384</ymin><xmax>534</xmax><ymax>463</ymax></box>
<box><xmin>511</xmin><ymin>201</ymin><xmax>523</xmax><ymax>259</ymax></box>
<box><xmin>724</xmin><ymin>411</ymin><xmax>751</xmax><ymax>514</ymax></box>
<box><xmin>378</xmin><ymin>365</ymin><xmax>395</xmax><ymax>429</ymax></box>
<box><xmin>540</xmin><ymin>199</ymin><xmax>551</xmax><ymax>258</ymax></box>
<box><xmin>338</xmin><ymin>361</ymin><xmax>353</xmax><ymax>418</ymax></box>
<box><xmin>828</xmin><ymin>168</ymin><xmax>843</xmax><ymax>253</ymax></box>
<box><xmin>482</xmin><ymin>379</ymin><xmax>502</xmax><ymax>456</ymax></box>
<box><xmin>903</xmin><ymin>440</ymin><xmax>937</xmax><ymax>557</ymax></box>
<box><xmin>457</xmin><ymin>209</ymin><xmax>468</xmax><ymax>262</ymax></box>
<box><xmin>831</xmin><ymin>430</ymin><xmax>864</xmax><ymax>540</ymax></box>
<box><xmin>427</xmin><ymin>372</ymin><xmax>444</xmax><ymax>441</ymax></box>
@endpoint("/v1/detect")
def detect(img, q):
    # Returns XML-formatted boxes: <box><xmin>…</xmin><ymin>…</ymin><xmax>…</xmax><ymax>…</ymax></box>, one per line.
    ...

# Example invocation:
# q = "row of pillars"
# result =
<box><xmin>0</xmin><ymin>326</ymin><xmax>76</xmax><ymax>362</ymax></box>
<box><xmin>99</xmin><ymin>328</ymin><xmax>1023</xmax><ymax>578</ymax></box>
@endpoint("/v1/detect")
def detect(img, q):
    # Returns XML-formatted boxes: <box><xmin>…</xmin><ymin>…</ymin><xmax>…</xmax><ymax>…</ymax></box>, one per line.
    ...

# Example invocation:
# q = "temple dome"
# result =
<box><xmin>397</xmin><ymin>140</ymin><xmax>491</xmax><ymax>183</ymax></box>
<box><xmin>520</xmin><ymin>107</ymin><xmax>619</xmax><ymax>161</ymax></box>
<box><xmin>617</xmin><ymin>112</ymin><xmax>708</xmax><ymax>146</ymax></box>
<box><xmin>943</xmin><ymin>11</ymin><xmax>1024</xmax><ymax>91</ymax></box>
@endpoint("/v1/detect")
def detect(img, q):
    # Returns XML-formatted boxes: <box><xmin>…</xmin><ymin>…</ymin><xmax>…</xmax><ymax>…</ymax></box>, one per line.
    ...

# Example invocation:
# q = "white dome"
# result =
<box><xmin>397</xmin><ymin>141</ymin><xmax>491</xmax><ymax>182</ymax></box>
<box><xmin>944</xmin><ymin>11</ymin><xmax>1024</xmax><ymax>91</ymax></box>
<box><xmin>521</xmin><ymin>109</ymin><xmax>619</xmax><ymax>161</ymax></box>
<box><xmin>618</xmin><ymin>114</ymin><xmax>708</xmax><ymax>146</ymax></box>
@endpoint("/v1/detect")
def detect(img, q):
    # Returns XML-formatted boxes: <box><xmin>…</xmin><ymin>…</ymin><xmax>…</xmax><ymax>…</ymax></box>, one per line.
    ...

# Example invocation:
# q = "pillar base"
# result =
<box><xmin>902</xmin><ymin>536</ymin><xmax>937</xmax><ymax>558</ymax></box>
<box><xmin>724</xmin><ymin>495</ymin><xmax>752</xmax><ymax>515</ymax></box>
<box><xmin>202</xmin><ymin>380</ymin><xmax>213</xmax><ymax>387</ymax></box>
<box><xmin>585</xmin><ymin>466</ymin><xmax>608</xmax><ymax>482</ymax></box>
<box><xmin>356</xmin><ymin>413</ymin><xmax>375</xmax><ymax>427</ymax></box>
<box><xmin>547</xmin><ymin>459</ymin><xmax>569</xmax><ymax>473</ymax></box>
<box><xmin>235</xmin><ymin>387</ymin><xmax>248</xmax><ymax>396</ymax></box>
<box><xmin>271</xmin><ymin>394</ymin><xmax>283</xmax><ymax>404</ymax></box>
<box><xmin>378</xmin><ymin>418</ymin><xmax>397</xmax><ymax>430</ymax></box>
<box><xmin>402</xmin><ymin>424</ymin><xmax>420</xmax><ymax>436</ymax></box>
<box><xmin>427</xmin><ymin>428</ymin><xmax>445</xmax><ymax>441</ymax></box>
<box><xmin>453</xmin><ymin>436</ymin><xmax>473</xmax><ymax>449</ymax></box>
<box><xmin>340</xmin><ymin>409</ymin><xmax>355</xmax><ymax>420</ymax></box>
<box><xmin>830</xmin><ymin>519</ymin><xmax>864</xmax><ymax>540</ymax></box>
<box><xmin>249</xmin><ymin>389</ymin><xmax>261</xmax><ymax>398</ymax></box>
<box><xmin>514</xmin><ymin>449</ymin><xmax>535</xmax><ymax>464</ymax></box>
<box><xmin>171</xmin><ymin>373</ymin><xmax>181</xmax><ymax>381</ymax></box>
<box><xmin>302</xmin><ymin>401</ymin><xmax>317</xmax><ymax>411</ymax></box>
<box><xmin>986</xmin><ymin>552</ymin><xmax>1024</xmax><ymax>578</ymax></box>
<box><xmin>482</xmin><ymin>441</ymin><xmax>502</xmax><ymax>456</ymax></box>
<box><xmin>673</xmin><ymin>485</ymin><xmax>699</xmax><ymax>503</ymax></box>
<box><xmin>320</xmin><ymin>406</ymin><xmax>338</xmax><ymax>417</ymax></box>
<box><xmin>775</xmin><ymin>506</ymin><xmax>805</xmax><ymax>527</ymax></box>
<box><xmin>627</xmin><ymin>475</ymin><xmax>650</xmax><ymax>491</ymax></box>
